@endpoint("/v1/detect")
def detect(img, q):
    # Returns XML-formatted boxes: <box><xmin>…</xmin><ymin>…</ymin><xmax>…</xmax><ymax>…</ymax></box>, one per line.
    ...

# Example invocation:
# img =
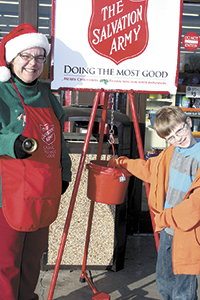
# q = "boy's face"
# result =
<box><xmin>165</xmin><ymin>118</ymin><xmax>197</xmax><ymax>148</ymax></box>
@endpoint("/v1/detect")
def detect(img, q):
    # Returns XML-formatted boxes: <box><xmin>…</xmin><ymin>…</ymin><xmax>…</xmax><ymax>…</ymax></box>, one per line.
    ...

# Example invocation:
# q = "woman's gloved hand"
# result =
<box><xmin>14</xmin><ymin>135</ymin><xmax>32</xmax><ymax>159</ymax></box>
<box><xmin>61</xmin><ymin>181</ymin><xmax>69</xmax><ymax>194</ymax></box>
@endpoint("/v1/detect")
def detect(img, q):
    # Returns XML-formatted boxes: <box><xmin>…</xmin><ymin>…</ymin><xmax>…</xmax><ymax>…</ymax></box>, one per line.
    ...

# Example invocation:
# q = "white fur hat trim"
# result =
<box><xmin>0</xmin><ymin>66</ymin><xmax>11</xmax><ymax>82</ymax></box>
<box><xmin>5</xmin><ymin>32</ymin><xmax>50</xmax><ymax>63</ymax></box>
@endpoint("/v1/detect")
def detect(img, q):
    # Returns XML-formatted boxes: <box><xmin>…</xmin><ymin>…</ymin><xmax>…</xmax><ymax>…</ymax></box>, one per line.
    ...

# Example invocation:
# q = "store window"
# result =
<box><xmin>0</xmin><ymin>0</ymin><xmax>19</xmax><ymax>41</ymax></box>
<box><xmin>0</xmin><ymin>0</ymin><xmax>52</xmax><ymax>41</ymax></box>
<box><xmin>38</xmin><ymin>0</ymin><xmax>52</xmax><ymax>39</ymax></box>
<box><xmin>179</xmin><ymin>2</ymin><xmax>200</xmax><ymax>87</ymax></box>
<box><xmin>37</xmin><ymin>0</ymin><xmax>52</xmax><ymax>80</ymax></box>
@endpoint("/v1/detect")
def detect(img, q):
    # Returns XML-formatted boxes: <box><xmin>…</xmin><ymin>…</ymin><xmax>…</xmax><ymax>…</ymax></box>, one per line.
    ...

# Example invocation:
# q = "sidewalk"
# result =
<box><xmin>36</xmin><ymin>234</ymin><xmax>200</xmax><ymax>299</ymax></box>
<box><xmin>35</xmin><ymin>234</ymin><xmax>164</xmax><ymax>299</ymax></box>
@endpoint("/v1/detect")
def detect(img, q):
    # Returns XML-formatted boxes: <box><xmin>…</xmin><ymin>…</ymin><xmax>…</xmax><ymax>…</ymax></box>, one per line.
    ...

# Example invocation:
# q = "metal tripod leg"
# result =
<box><xmin>47</xmin><ymin>89</ymin><xmax>103</xmax><ymax>300</ymax></box>
<box><xmin>128</xmin><ymin>91</ymin><xmax>159</xmax><ymax>251</ymax></box>
<box><xmin>80</xmin><ymin>92</ymin><xmax>110</xmax><ymax>299</ymax></box>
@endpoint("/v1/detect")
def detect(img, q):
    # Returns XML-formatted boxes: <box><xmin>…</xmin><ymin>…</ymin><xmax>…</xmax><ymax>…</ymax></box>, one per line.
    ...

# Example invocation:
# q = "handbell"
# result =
<box><xmin>22</xmin><ymin>138</ymin><xmax>38</xmax><ymax>153</ymax></box>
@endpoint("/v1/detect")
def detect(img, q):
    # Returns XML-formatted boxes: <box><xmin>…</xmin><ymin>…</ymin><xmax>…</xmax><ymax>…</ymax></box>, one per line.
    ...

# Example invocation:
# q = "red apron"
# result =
<box><xmin>0</xmin><ymin>80</ymin><xmax>62</xmax><ymax>231</ymax></box>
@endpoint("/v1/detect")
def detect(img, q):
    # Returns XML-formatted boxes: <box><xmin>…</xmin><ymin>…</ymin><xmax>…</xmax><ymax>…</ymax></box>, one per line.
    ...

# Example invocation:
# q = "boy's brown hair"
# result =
<box><xmin>154</xmin><ymin>106</ymin><xmax>187</xmax><ymax>139</ymax></box>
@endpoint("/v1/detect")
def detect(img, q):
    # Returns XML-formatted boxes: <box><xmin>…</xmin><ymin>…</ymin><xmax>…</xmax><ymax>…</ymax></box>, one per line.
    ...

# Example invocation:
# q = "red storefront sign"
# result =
<box><xmin>182</xmin><ymin>32</ymin><xmax>200</xmax><ymax>51</ymax></box>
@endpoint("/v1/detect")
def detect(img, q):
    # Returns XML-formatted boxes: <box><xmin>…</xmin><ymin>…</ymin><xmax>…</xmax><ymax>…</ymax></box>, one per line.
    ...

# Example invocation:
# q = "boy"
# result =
<box><xmin>109</xmin><ymin>106</ymin><xmax>200</xmax><ymax>299</ymax></box>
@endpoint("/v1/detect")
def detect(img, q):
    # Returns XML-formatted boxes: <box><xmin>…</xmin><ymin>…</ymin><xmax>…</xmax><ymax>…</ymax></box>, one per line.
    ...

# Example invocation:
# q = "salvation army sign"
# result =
<box><xmin>51</xmin><ymin>0</ymin><xmax>183</xmax><ymax>94</ymax></box>
<box><xmin>88</xmin><ymin>0</ymin><xmax>149</xmax><ymax>65</ymax></box>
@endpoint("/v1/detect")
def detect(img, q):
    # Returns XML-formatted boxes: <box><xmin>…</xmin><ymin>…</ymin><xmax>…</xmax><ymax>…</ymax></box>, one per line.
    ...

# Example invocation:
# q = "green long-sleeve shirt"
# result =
<box><xmin>0</xmin><ymin>75</ymin><xmax>71</xmax><ymax>206</ymax></box>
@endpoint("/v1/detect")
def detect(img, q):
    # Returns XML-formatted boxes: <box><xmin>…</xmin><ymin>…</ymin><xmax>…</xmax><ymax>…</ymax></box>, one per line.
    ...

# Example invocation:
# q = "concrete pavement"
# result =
<box><xmin>36</xmin><ymin>234</ymin><xmax>200</xmax><ymax>299</ymax></box>
<box><xmin>36</xmin><ymin>234</ymin><xmax>161</xmax><ymax>299</ymax></box>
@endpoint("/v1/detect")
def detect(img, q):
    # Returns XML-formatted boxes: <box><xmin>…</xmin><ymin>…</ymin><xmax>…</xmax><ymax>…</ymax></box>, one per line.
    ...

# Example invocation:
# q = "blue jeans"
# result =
<box><xmin>156</xmin><ymin>230</ymin><xmax>198</xmax><ymax>300</ymax></box>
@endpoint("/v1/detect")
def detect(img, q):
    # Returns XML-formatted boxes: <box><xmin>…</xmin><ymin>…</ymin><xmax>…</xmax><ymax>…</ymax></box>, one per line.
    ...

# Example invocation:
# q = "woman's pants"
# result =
<box><xmin>0</xmin><ymin>208</ymin><xmax>49</xmax><ymax>300</ymax></box>
<box><xmin>156</xmin><ymin>230</ymin><xmax>197</xmax><ymax>300</ymax></box>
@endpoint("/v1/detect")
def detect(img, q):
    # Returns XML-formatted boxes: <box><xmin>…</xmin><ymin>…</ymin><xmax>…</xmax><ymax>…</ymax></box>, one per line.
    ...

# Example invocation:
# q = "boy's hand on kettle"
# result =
<box><xmin>107</xmin><ymin>158</ymin><xmax>115</xmax><ymax>167</ymax></box>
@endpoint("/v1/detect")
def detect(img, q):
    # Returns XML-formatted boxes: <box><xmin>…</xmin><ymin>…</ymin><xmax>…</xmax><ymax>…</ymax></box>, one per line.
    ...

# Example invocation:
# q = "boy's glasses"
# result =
<box><xmin>19</xmin><ymin>53</ymin><xmax>46</xmax><ymax>64</ymax></box>
<box><xmin>165</xmin><ymin>123</ymin><xmax>187</xmax><ymax>143</ymax></box>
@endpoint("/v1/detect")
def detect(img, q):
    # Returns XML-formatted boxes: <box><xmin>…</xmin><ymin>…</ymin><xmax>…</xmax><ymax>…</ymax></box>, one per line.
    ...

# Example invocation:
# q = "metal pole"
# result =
<box><xmin>128</xmin><ymin>91</ymin><xmax>159</xmax><ymax>251</ymax></box>
<box><xmin>47</xmin><ymin>89</ymin><xmax>103</xmax><ymax>300</ymax></box>
<box><xmin>80</xmin><ymin>91</ymin><xmax>109</xmax><ymax>281</ymax></box>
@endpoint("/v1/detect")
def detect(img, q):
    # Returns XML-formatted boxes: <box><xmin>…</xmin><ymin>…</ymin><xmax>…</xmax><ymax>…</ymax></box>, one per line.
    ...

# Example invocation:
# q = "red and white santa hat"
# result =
<box><xmin>0</xmin><ymin>23</ymin><xmax>50</xmax><ymax>82</ymax></box>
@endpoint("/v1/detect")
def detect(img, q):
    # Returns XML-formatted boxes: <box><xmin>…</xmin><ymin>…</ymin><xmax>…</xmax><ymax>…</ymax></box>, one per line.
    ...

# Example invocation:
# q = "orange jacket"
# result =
<box><xmin>109</xmin><ymin>145</ymin><xmax>200</xmax><ymax>275</ymax></box>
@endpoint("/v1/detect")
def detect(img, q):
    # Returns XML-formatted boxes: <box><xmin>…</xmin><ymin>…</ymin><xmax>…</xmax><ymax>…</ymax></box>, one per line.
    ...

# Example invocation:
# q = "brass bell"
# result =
<box><xmin>22</xmin><ymin>138</ymin><xmax>38</xmax><ymax>153</ymax></box>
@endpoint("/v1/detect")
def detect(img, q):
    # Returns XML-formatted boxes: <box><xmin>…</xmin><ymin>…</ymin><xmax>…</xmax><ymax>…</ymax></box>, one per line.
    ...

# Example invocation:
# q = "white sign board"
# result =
<box><xmin>51</xmin><ymin>0</ymin><xmax>183</xmax><ymax>94</ymax></box>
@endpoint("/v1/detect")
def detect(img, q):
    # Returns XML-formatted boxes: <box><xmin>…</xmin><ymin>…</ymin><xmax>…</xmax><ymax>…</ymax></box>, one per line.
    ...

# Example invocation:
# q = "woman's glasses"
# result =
<box><xmin>19</xmin><ymin>53</ymin><xmax>46</xmax><ymax>64</ymax></box>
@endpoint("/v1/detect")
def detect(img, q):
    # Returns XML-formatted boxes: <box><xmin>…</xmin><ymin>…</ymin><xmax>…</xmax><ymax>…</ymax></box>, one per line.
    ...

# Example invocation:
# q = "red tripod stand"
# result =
<box><xmin>47</xmin><ymin>90</ymin><xmax>159</xmax><ymax>300</ymax></box>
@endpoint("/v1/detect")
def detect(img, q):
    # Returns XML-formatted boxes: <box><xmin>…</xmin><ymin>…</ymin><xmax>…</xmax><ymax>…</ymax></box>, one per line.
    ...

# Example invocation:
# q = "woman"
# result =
<box><xmin>0</xmin><ymin>23</ymin><xmax>71</xmax><ymax>299</ymax></box>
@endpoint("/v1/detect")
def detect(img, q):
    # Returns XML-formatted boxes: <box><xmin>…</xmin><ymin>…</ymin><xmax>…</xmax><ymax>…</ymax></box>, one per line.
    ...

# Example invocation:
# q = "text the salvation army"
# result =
<box><xmin>91</xmin><ymin>1</ymin><xmax>143</xmax><ymax>55</ymax></box>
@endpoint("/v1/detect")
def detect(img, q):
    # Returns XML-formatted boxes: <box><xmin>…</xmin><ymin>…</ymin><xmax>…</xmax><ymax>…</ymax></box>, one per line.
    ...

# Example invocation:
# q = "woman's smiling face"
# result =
<box><xmin>11</xmin><ymin>47</ymin><xmax>45</xmax><ymax>83</ymax></box>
